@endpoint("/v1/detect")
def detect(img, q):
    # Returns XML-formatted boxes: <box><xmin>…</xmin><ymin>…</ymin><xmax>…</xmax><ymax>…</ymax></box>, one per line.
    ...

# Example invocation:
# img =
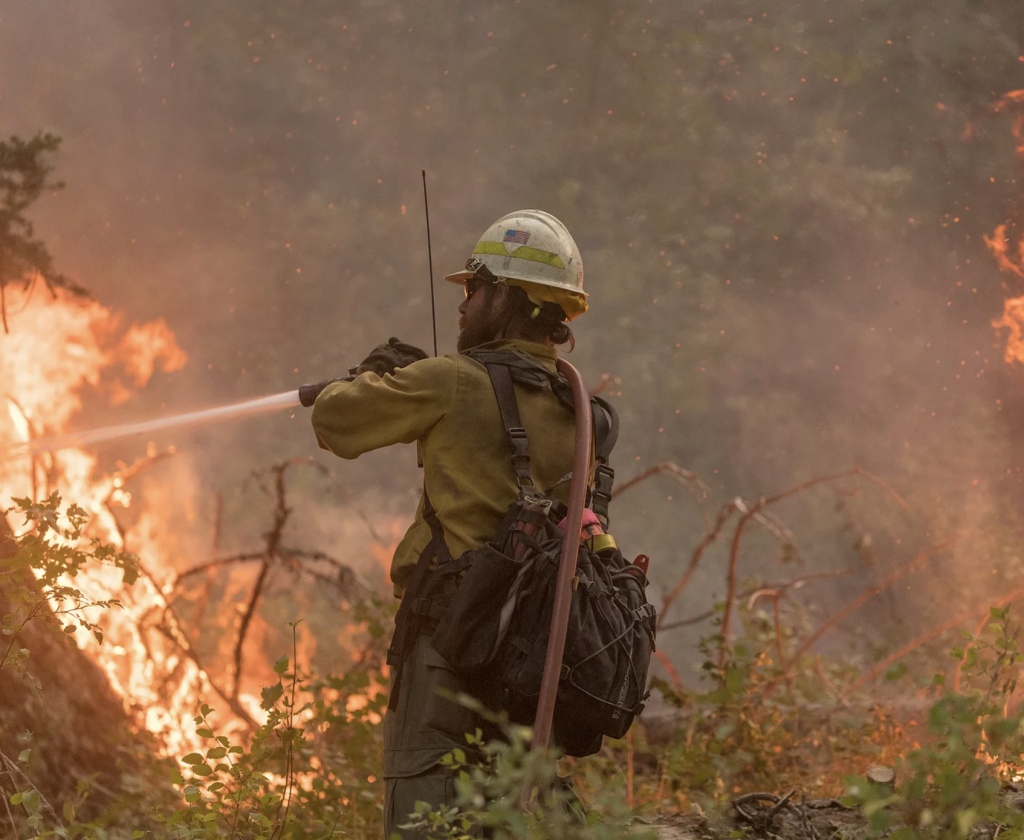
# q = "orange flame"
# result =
<box><xmin>2</xmin><ymin>285</ymin><xmax>399</xmax><ymax>758</ymax></box>
<box><xmin>985</xmin><ymin>224</ymin><xmax>1024</xmax><ymax>363</ymax></box>
<box><xmin>993</xmin><ymin>295</ymin><xmax>1024</xmax><ymax>364</ymax></box>
<box><xmin>994</xmin><ymin>90</ymin><xmax>1024</xmax><ymax>158</ymax></box>
<box><xmin>984</xmin><ymin>225</ymin><xmax>1024</xmax><ymax>281</ymax></box>
<box><xmin>0</xmin><ymin>286</ymin><xmax>229</xmax><ymax>753</ymax></box>
<box><xmin>986</xmin><ymin>89</ymin><xmax>1024</xmax><ymax>363</ymax></box>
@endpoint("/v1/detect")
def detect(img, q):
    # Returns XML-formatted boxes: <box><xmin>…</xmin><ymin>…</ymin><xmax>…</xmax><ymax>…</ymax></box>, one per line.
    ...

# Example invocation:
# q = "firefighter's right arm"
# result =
<box><xmin>310</xmin><ymin>355</ymin><xmax>458</xmax><ymax>459</ymax></box>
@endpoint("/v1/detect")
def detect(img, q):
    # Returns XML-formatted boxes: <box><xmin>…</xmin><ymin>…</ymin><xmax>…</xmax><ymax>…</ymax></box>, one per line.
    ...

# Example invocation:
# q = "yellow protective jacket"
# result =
<box><xmin>311</xmin><ymin>339</ymin><xmax>577</xmax><ymax>595</ymax></box>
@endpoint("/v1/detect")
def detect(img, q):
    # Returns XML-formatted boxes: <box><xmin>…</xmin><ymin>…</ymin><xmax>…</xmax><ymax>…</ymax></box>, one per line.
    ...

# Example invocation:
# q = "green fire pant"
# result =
<box><xmin>383</xmin><ymin>634</ymin><xmax>501</xmax><ymax>840</ymax></box>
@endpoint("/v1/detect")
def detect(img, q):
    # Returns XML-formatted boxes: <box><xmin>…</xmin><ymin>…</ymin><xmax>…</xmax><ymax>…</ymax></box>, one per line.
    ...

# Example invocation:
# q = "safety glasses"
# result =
<box><xmin>463</xmin><ymin>276</ymin><xmax>487</xmax><ymax>300</ymax></box>
<box><xmin>461</xmin><ymin>257</ymin><xmax>501</xmax><ymax>301</ymax></box>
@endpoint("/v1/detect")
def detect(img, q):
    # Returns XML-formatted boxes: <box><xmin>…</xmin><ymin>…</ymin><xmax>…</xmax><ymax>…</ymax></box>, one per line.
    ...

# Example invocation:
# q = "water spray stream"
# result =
<box><xmin>2</xmin><ymin>390</ymin><xmax>302</xmax><ymax>460</ymax></box>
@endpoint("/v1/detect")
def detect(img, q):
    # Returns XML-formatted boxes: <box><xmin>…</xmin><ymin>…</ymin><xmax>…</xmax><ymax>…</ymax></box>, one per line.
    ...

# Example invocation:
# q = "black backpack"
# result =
<box><xmin>387</xmin><ymin>350</ymin><xmax>656</xmax><ymax>758</ymax></box>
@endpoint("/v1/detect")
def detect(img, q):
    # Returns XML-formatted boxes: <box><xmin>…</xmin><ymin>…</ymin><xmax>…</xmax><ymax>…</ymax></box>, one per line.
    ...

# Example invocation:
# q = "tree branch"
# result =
<box><xmin>790</xmin><ymin>534</ymin><xmax>964</xmax><ymax>663</ymax></box>
<box><xmin>844</xmin><ymin>582</ymin><xmax>1024</xmax><ymax>698</ymax></box>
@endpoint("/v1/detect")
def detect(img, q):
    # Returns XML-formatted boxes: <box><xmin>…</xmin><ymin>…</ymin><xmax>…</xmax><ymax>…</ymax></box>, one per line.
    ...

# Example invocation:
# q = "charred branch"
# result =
<box><xmin>790</xmin><ymin>534</ymin><xmax>965</xmax><ymax>663</ymax></box>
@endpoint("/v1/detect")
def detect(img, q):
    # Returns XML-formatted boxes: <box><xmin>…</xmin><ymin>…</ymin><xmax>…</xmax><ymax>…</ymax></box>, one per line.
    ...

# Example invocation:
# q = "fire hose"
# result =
<box><xmin>520</xmin><ymin>358</ymin><xmax>593</xmax><ymax>809</ymax></box>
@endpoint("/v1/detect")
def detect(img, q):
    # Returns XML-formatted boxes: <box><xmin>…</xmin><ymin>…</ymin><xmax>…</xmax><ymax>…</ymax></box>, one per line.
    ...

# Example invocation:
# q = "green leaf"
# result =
<box><xmin>132</xmin><ymin>832</ymin><xmax>145</xmax><ymax>839</ymax></box>
<box><xmin>21</xmin><ymin>789</ymin><xmax>40</xmax><ymax>814</ymax></box>
<box><xmin>206</xmin><ymin>747</ymin><xmax>227</xmax><ymax>760</ymax></box>
<box><xmin>121</xmin><ymin>562</ymin><xmax>139</xmax><ymax>586</ymax></box>
<box><xmin>863</xmin><ymin>794</ymin><xmax>900</xmax><ymax>818</ymax></box>
<box><xmin>885</xmin><ymin>662</ymin><xmax>907</xmax><ymax>681</ymax></box>
<box><xmin>273</xmin><ymin>655</ymin><xmax>290</xmax><ymax>675</ymax></box>
<box><xmin>956</xmin><ymin>809</ymin><xmax>977</xmax><ymax>836</ymax></box>
<box><xmin>10</xmin><ymin>793</ymin><xmax>22</xmax><ymax>806</ymax></box>
<box><xmin>196</xmin><ymin>728</ymin><xmax>214</xmax><ymax>739</ymax></box>
<box><xmin>191</xmin><ymin>764</ymin><xmax>213</xmax><ymax>777</ymax></box>
<box><xmin>200</xmin><ymin>703</ymin><xmax>213</xmax><ymax>717</ymax></box>
<box><xmin>181</xmin><ymin>753</ymin><xmax>205</xmax><ymax>766</ymax></box>
<box><xmin>261</xmin><ymin>683</ymin><xmax>284</xmax><ymax>710</ymax></box>
<box><xmin>17</xmin><ymin>749</ymin><xmax>30</xmax><ymax>763</ymax></box>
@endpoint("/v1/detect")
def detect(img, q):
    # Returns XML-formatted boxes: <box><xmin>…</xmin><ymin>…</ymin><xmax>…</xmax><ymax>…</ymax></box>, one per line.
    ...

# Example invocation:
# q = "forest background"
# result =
<box><xmin>5</xmin><ymin>0</ymin><xmax>1024</xmax><ymax>835</ymax></box>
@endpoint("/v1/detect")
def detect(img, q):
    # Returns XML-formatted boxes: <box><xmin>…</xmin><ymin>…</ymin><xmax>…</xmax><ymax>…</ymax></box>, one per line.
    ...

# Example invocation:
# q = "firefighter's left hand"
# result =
<box><xmin>351</xmin><ymin>337</ymin><xmax>429</xmax><ymax>377</ymax></box>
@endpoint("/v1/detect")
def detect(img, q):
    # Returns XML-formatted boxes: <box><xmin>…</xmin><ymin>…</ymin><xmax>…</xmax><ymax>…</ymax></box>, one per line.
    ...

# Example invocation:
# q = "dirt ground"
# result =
<box><xmin>645</xmin><ymin>790</ymin><xmax>1024</xmax><ymax>840</ymax></box>
<box><xmin>645</xmin><ymin>796</ymin><xmax>869</xmax><ymax>840</ymax></box>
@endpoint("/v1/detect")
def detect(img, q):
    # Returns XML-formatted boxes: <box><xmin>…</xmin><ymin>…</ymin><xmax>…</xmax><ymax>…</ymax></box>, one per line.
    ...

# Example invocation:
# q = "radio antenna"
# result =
<box><xmin>422</xmin><ymin>170</ymin><xmax>438</xmax><ymax>357</ymax></box>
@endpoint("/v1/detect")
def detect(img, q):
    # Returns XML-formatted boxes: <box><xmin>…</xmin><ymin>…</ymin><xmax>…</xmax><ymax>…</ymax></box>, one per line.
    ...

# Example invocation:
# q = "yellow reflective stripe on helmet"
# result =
<box><xmin>473</xmin><ymin>241</ymin><xmax>566</xmax><ymax>270</ymax></box>
<box><xmin>473</xmin><ymin>241</ymin><xmax>509</xmax><ymax>257</ymax></box>
<box><xmin>512</xmin><ymin>246</ymin><xmax>566</xmax><ymax>269</ymax></box>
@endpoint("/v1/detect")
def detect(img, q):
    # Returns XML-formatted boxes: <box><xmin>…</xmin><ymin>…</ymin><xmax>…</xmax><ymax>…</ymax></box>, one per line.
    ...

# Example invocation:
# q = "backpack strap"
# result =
<box><xmin>468</xmin><ymin>349</ymin><xmax>618</xmax><ymax>459</ymax></box>
<box><xmin>589</xmin><ymin>394</ymin><xmax>618</xmax><ymax>527</ymax></box>
<box><xmin>471</xmin><ymin>348</ymin><xmax>621</xmax><ymax>524</ymax></box>
<box><xmin>485</xmin><ymin>362</ymin><xmax>537</xmax><ymax>493</ymax></box>
<box><xmin>386</xmin><ymin>489</ymin><xmax>452</xmax><ymax>711</ymax></box>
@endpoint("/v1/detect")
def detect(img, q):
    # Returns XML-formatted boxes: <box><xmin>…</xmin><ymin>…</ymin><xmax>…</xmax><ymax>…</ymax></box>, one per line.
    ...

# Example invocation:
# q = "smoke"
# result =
<box><xmin>3</xmin><ymin>0</ymin><xmax>1023</xmax><ymax>675</ymax></box>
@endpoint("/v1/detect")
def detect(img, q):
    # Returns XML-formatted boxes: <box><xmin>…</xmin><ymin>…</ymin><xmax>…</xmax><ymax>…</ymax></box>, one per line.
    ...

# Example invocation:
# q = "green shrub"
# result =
<box><xmin>845</xmin><ymin>606</ymin><xmax>1024</xmax><ymax>839</ymax></box>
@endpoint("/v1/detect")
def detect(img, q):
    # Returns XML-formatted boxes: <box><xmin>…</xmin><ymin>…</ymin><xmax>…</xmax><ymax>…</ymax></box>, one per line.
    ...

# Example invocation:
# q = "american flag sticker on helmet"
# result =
<box><xmin>503</xmin><ymin>229</ymin><xmax>531</xmax><ymax>245</ymax></box>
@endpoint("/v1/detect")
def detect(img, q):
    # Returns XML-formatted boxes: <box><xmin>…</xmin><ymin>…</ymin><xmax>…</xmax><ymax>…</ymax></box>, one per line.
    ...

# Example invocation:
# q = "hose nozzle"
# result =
<box><xmin>299</xmin><ymin>379</ymin><xmax>340</xmax><ymax>407</ymax></box>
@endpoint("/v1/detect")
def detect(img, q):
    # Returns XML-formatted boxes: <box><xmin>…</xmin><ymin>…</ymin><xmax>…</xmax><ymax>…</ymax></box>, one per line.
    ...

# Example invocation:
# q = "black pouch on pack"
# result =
<box><xmin>492</xmin><ymin>540</ymin><xmax>656</xmax><ymax>756</ymax></box>
<box><xmin>431</xmin><ymin>496</ymin><xmax>552</xmax><ymax>673</ymax></box>
<box><xmin>430</xmin><ymin>543</ymin><xmax>521</xmax><ymax>672</ymax></box>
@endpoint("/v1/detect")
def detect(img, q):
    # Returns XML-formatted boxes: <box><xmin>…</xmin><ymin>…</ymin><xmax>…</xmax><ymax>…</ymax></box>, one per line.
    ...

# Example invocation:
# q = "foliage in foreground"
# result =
<box><xmin>1</xmin><ymin>492</ymin><xmax>138</xmax><ymax>680</ymax></box>
<box><xmin>7</xmin><ymin>495</ymin><xmax>1024</xmax><ymax>840</ymax></box>
<box><xmin>845</xmin><ymin>606</ymin><xmax>1024</xmax><ymax>840</ymax></box>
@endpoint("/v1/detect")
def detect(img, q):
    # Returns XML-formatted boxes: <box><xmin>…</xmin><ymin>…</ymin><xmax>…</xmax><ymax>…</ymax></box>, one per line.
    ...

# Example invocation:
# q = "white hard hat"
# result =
<box><xmin>444</xmin><ymin>210</ymin><xmax>587</xmax><ymax>317</ymax></box>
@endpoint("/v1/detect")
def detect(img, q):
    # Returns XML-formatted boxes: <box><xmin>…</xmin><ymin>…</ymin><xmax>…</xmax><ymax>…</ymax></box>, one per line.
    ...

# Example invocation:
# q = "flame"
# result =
<box><xmin>6</xmin><ymin>398</ymin><xmax>30</xmax><ymax>442</ymax></box>
<box><xmin>0</xmin><ymin>285</ymin><xmax>224</xmax><ymax>753</ymax></box>
<box><xmin>987</xmin><ymin>224</ymin><xmax>1024</xmax><ymax>363</ymax></box>
<box><xmin>984</xmin><ymin>225</ymin><xmax>1024</xmax><ymax>281</ymax></box>
<box><xmin>2</xmin><ymin>285</ymin><xmax>396</xmax><ymax>758</ymax></box>
<box><xmin>993</xmin><ymin>296</ymin><xmax>1024</xmax><ymax>364</ymax></box>
<box><xmin>987</xmin><ymin>91</ymin><xmax>1024</xmax><ymax>362</ymax></box>
<box><xmin>118</xmin><ymin>319</ymin><xmax>189</xmax><ymax>386</ymax></box>
<box><xmin>994</xmin><ymin>90</ymin><xmax>1024</xmax><ymax>158</ymax></box>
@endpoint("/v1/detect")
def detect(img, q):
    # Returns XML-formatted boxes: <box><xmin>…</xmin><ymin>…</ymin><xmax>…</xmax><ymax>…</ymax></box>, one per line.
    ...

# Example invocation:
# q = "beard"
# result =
<box><xmin>456</xmin><ymin>287</ymin><xmax>508</xmax><ymax>352</ymax></box>
<box><xmin>456</xmin><ymin>314</ymin><xmax>499</xmax><ymax>352</ymax></box>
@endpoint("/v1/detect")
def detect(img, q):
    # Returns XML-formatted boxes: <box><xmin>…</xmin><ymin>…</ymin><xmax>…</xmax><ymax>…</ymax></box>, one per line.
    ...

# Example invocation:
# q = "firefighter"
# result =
<box><xmin>309</xmin><ymin>209</ymin><xmax>588</xmax><ymax>838</ymax></box>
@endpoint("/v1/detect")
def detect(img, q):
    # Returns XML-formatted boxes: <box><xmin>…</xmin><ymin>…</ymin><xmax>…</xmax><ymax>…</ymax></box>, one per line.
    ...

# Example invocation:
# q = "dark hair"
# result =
<box><xmin>499</xmin><ymin>284</ymin><xmax>575</xmax><ymax>350</ymax></box>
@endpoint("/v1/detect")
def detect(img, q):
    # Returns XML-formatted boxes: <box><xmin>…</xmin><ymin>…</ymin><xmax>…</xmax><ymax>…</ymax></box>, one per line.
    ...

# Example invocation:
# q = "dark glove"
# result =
<box><xmin>298</xmin><ymin>377</ymin><xmax>351</xmax><ymax>407</ymax></box>
<box><xmin>350</xmin><ymin>337</ymin><xmax>428</xmax><ymax>378</ymax></box>
<box><xmin>298</xmin><ymin>339</ymin><xmax>427</xmax><ymax>408</ymax></box>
